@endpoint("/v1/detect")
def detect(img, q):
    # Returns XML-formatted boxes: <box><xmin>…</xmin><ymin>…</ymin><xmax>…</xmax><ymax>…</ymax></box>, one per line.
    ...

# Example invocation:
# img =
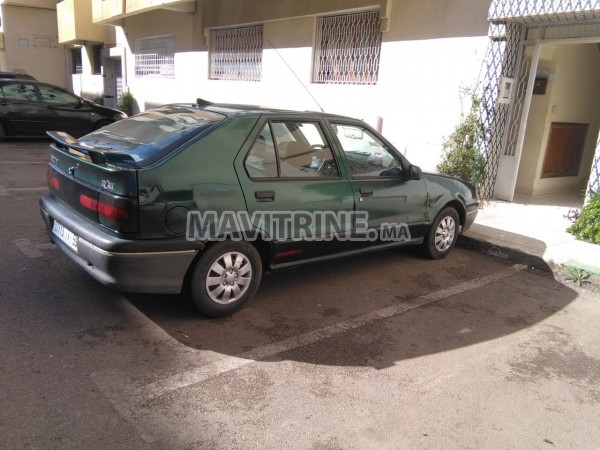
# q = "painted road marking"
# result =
<box><xmin>139</xmin><ymin>264</ymin><xmax>527</xmax><ymax>399</ymax></box>
<box><xmin>14</xmin><ymin>239</ymin><xmax>54</xmax><ymax>258</ymax></box>
<box><xmin>0</xmin><ymin>161</ymin><xmax>47</xmax><ymax>164</ymax></box>
<box><xmin>92</xmin><ymin>263</ymin><xmax>526</xmax><ymax>443</ymax></box>
<box><xmin>0</xmin><ymin>186</ymin><xmax>48</xmax><ymax>196</ymax></box>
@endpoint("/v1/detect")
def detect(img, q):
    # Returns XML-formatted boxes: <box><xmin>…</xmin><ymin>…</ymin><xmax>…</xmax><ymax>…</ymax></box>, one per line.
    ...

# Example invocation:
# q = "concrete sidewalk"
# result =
<box><xmin>460</xmin><ymin>192</ymin><xmax>600</xmax><ymax>274</ymax></box>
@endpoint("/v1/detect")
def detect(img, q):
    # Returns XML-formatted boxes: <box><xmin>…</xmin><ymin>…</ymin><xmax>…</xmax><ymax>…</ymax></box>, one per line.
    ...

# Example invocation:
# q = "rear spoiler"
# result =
<box><xmin>47</xmin><ymin>131</ymin><xmax>136</xmax><ymax>166</ymax></box>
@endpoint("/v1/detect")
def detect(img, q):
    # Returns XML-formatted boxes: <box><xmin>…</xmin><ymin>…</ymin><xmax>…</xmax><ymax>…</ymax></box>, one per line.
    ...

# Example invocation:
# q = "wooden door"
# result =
<box><xmin>541</xmin><ymin>122</ymin><xmax>588</xmax><ymax>178</ymax></box>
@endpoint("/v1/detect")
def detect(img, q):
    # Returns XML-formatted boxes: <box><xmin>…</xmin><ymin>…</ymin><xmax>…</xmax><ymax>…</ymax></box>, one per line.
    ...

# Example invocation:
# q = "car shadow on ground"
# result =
<box><xmin>126</xmin><ymin>241</ymin><xmax>578</xmax><ymax>370</ymax></box>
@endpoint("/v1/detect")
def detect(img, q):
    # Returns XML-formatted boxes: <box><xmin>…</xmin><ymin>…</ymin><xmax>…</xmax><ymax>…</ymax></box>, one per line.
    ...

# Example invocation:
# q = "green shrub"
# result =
<box><xmin>568</xmin><ymin>192</ymin><xmax>600</xmax><ymax>244</ymax></box>
<box><xmin>118</xmin><ymin>88</ymin><xmax>134</xmax><ymax>115</ymax></box>
<box><xmin>436</xmin><ymin>92</ymin><xmax>487</xmax><ymax>193</ymax></box>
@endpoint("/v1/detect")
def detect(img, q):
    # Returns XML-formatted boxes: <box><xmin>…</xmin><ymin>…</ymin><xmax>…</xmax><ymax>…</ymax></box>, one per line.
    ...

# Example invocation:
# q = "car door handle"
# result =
<box><xmin>255</xmin><ymin>190</ymin><xmax>275</xmax><ymax>202</ymax></box>
<box><xmin>360</xmin><ymin>187</ymin><xmax>374</xmax><ymax>197</ymax></box>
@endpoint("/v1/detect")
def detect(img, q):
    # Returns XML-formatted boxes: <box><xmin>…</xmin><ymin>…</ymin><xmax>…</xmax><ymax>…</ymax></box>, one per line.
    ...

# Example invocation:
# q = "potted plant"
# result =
<box><xmin>118</xmin><ymin>88</ymin><xmax>135</xmax><ymax>116</ymax></box>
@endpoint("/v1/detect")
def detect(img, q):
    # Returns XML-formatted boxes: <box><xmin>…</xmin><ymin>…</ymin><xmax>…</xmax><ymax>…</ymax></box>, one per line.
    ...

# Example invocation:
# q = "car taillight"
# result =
<box><xmin>47</xmin><ymin>170</ymin><xmax>60</xmax><ymax>191</ymax></box>
<box><xmin>97</xmin><ymin>201</ymin><xmax>130</xmax><ymax>221</ymax></box>
<box><xmin>79</xmin><ymin>192</ymin><xmax>138</xmax><ymax>233</ymax></box>
<box><xmin>79</xmin><ymin>194</ymin><xmax>97</xmax><ymax>211</ymax></box>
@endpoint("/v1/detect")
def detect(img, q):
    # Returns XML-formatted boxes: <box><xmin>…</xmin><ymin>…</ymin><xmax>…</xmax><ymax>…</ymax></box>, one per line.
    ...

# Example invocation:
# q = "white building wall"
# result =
<box><xmin>114</xmin><ymin>0</ymin><xmax>490</xmax><ymax>171</ymax></box>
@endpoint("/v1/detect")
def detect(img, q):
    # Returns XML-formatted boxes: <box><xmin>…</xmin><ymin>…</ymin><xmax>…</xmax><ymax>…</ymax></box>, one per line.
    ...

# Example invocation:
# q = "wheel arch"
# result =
<box><xmin>181</xmin><ymin>232</ymin><xmax>273</xmax><ymax>292</ymax></box>
<box><xmin>443</xmin><ymin>199</ymin><xmax>467</xmax><ymax>230</ymax></box>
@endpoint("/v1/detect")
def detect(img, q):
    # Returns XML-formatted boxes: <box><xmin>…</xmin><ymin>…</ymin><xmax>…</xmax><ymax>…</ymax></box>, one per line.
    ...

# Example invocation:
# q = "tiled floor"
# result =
<box><xmin>464</xmin><ymin>190</ymin><xmax>600</xmax><ymax>272</ymax></box>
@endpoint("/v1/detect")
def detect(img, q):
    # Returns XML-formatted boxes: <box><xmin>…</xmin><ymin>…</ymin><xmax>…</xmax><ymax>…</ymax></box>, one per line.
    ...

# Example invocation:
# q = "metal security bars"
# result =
<box><xmin>489</xmin><ymin>0</ymin><xmax>600</xmax><ymax>23</ymax></box>
<box><xmin>134</xmin><ymin>35</ymin><xmax>175</xmax><ymax>78</ymax></box>
<box><xmin>313</xmin><ymin>10</ymin><xmax>382</xmax><ymax>85</ymax></box>
<box><xmin>209</xmin><ymin>25</ymin><xmax>263</xmax><ymax>81</ymax></box>
<box><xmin>586</xmin><ymin>137</ymin><xmax>600</xmax><ymax>200</ymax></box>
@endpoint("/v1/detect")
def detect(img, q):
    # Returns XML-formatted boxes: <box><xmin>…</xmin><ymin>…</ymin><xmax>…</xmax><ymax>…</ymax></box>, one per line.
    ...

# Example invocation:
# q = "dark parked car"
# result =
<box><xmin>40</xmin><ymin>101</ymin><xmax>478</xmax><ymax>317</ymax></box>
<box><xmin>0</xmin><ymin>79</ymin><xmax>126</xmax><ymax>140</ymax></box>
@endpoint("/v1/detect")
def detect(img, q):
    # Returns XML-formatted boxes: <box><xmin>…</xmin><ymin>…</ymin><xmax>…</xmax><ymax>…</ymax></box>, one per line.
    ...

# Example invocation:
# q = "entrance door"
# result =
<box><xmin>102</xmin><ymin>56</ymin><xmax>122</xmax><ymax>109</ymax></box>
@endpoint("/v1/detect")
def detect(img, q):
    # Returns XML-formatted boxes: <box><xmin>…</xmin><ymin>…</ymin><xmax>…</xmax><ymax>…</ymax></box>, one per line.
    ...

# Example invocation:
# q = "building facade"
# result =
<box><xmin>0</xmin><ymin>0</ymin><xmax>67</xmax><ymax>87</ymax></box>
<box><xmin>55</xmin><ymin>0</ymin><xmax>600</xmax><ymax>202</ymax></box>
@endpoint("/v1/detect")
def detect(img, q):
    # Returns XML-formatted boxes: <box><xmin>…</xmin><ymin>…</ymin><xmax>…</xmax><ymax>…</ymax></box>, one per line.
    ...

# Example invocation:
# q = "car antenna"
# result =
<box><xmin>267</xmin><ymin>40</ymin><xmax>324</xmax><ymax>112</ymax></box>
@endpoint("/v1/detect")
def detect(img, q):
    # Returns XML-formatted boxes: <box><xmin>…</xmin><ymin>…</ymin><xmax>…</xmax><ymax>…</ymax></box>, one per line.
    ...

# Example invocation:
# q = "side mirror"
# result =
<box><xmin>380</xmin><ymin>167</ymin><xmax>404</xmax><ymax>177</ymax></box>
<box><xmin>409</xmin><ymin>164</ymin><xmax>422</xmax><ymax>180</ymax></box>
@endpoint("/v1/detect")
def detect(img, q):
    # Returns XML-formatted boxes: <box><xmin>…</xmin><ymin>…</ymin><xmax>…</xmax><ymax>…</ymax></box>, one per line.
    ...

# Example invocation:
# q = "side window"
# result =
<box><xmin>331</xmin><ymin>123</ymin><xmax>402</xmax><ymax>177</ymax></box>
<box><xmin>245</xmin><ymin>123</ymin><xmax>278</xmax><ymax>178</ymax></box>
<box><xmin>38</xmin><ymin>85</ymin><xmax>80</xmax><ymax>106</ymax></box>
<box><xmin>1</xmin><ymin>83</ymin><xmax>39</xmax><ymax>103</ymax></box>
<box><xmin>274</xmin><ymin>121</ymin><xmax>339</xmax><ymax>178</ymax></box>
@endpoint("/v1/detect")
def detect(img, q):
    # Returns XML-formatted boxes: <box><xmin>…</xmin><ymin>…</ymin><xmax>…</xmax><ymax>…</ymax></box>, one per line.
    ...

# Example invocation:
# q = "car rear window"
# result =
<box><xmin>77</xmin><ymin>104</ymin><xmax>226</xmax><ymax>166</ymax></box>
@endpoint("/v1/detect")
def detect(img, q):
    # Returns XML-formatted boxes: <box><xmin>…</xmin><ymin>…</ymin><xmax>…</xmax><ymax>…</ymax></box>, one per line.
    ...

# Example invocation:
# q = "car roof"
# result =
<box><xmin>188</xmin><ymin>99</ymin><xmax>358</xmax><ymax>122</ymax></box>
<box><xmin>0</xmin><ymin>79</ymin><xmax>51</xmax><ymax>85</ymax></box>
<box><xmin>0</xmin><ymin>72</ymin><xmax>36</xmax><ymax>80</ymax></box>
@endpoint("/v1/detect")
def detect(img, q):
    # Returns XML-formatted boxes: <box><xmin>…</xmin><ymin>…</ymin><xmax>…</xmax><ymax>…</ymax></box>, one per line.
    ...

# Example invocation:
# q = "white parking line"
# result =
<box><xmin>0</xmin><ymin>186</ymin><xmax>47</xmax><ymax>196</ymax></box>
<box><xmin>91</xmin><ymin>263</ymin><xmax>527</xmax><ymax>443</ymax></box>
<box><xmin>138</xmin><ymin>264</ymin><xmax>526</xmax><ymax>400</ymax></box>
<box><xmin>0</xmin><ymin>161</ymin><xmax>47</xmax><ymax>164</ymax></box>
<box><xmin>14</xmin><ymin>239</ymin><xmax>54</xmax><ymax>258</ymax></box>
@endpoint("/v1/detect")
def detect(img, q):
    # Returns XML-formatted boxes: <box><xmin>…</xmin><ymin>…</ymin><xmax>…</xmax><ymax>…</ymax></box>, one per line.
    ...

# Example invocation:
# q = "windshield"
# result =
<box><xmin>78</xmin><ymin>105</ymin><xmax>226</xmax><ymax>166</ymax></box>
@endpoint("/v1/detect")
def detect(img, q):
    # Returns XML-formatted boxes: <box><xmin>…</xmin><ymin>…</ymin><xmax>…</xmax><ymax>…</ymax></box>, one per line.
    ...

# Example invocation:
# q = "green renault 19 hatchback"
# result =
<box><xmin>40</xmin><ymin>100</ymin><xmax>478</xmax><ymax>317</ymax></box>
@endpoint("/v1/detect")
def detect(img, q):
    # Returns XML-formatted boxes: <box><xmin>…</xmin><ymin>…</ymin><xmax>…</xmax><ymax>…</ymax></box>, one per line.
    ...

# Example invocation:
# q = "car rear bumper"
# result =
<box><xmin>40</xmin><ymin>194</ymin><xmax>201</xmax><ymax>294</ymax></box>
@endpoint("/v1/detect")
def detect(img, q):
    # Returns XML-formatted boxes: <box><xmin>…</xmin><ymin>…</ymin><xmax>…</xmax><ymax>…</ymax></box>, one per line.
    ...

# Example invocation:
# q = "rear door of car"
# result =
<box><xmin>37</xmin><ymin>84</ymin><xmax>93</xmax><ymax>137</ymax></box>
<box><xmin>326</xmin><ymin>120</ymin><xmax>429</xmax><ymax>249</ymax></box>
<box><xmin>235</xmin><ymin>114</ymin><xmax>356</xmax><ymax>266</ymax></box>
<box><xmin>0</xmin><ymin>81</ymin><xmax>46</xmax><ymax>135</ymax></box>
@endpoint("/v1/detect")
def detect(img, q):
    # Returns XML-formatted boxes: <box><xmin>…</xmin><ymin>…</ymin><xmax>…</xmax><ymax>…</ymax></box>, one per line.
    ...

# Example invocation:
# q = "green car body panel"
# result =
<box><xmin>39</xmin><ymin>102</ymin><xmax>478</xmax><ymax>309</ymax></box>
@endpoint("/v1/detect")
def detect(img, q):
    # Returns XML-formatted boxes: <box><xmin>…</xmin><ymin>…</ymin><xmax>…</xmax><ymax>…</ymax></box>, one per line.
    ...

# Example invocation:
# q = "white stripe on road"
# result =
<box><xmin>0</xmin><ymin>161</ymin><xmax>47</xmax><ymax>164</ymax></box>
<box><xmin>0</xmin><ymin>186</ymin><xmax>47</xmax><ymax>195</ymax></box>
<box><xmin>139</xmin><ymin>264</ymin><xmax>526</xmax><ymax>400</ymax></box>
<box><xmin>13</xmin><ymin>239</ymin><xmax>54</xmax><ymax>258</ymax></box>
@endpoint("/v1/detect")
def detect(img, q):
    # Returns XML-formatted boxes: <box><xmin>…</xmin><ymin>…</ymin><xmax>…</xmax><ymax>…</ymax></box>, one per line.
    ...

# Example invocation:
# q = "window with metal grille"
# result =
<box><xmin>314</xmin><ymin>10</ymin><xmax>382</xmax><ymax>85</ymax></box>
<box><xmin>209</xmin><ymin>25</ymin><xmax>263</xmax><ymax>81</ymax></box>
<box><xmin>134</xmin><ymin>35</ymin><xmax>175</xmax><ymax>78</ymax></box>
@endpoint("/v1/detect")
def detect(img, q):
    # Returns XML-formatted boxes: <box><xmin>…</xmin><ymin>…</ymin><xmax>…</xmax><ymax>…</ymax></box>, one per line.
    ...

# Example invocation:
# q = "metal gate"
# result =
<box><xmin>480</xmin><ymin>0</ymin><xmax>600</xmax><ymax>200</ymax></box>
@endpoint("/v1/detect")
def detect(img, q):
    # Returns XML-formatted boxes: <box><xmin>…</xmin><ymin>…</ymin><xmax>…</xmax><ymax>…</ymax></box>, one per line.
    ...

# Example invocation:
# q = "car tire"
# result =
<box><xmin>94</xmin><ymin>119</ymin><xmax>113</xmax><ymax>131</ymax></box>
<box><xmin>422</xmin><ymin>206</ymin><xmax>460</xmax><ymax>260</ymax></box>
<box><xmin>189</xmin><ymin>241</ymin><xmax>262</xmax><ymax>317</ymax></box>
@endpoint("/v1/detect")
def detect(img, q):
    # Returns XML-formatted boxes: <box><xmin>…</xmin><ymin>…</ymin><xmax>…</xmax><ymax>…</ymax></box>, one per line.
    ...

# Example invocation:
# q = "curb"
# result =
<box><xmin>457</xmin><ymin>234</ymin><xmax>554</xmax><ymax>273</ymax></box>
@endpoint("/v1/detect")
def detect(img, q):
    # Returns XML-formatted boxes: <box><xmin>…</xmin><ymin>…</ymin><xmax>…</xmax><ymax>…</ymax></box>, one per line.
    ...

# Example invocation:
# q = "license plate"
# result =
<box><xmin>52</xmin><ymin>220</ymin><xmax>79</xmax><ymax>253</ymax></box>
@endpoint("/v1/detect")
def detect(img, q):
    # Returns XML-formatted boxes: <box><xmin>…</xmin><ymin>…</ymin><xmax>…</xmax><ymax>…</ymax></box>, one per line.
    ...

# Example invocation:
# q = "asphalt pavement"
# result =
<box><xmin>1</xmin><ymin>140</ymin><xmax>599</xmax><ymax>449</ymax></box>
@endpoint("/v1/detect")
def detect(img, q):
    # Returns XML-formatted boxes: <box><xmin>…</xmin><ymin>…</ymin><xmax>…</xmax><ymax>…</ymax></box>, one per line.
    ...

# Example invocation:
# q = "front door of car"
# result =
<box><xmin>327</xmin><ymin>121</ymin><xmax>429</xmax><ymax>249</ymax></box>
<box><xmin>236</xmin><ymin>117</ymin><xmax>355</xmax><ymax>266</ymax></box>
<box><xmin>0</xmin><ymin>82</ymin><xmax>46</xmax><ymax>135</ymax></box>
<box><xmin>37</xmin><ymin>84</ymin><xmax>92</xmax><ymax>137</ymax></box>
